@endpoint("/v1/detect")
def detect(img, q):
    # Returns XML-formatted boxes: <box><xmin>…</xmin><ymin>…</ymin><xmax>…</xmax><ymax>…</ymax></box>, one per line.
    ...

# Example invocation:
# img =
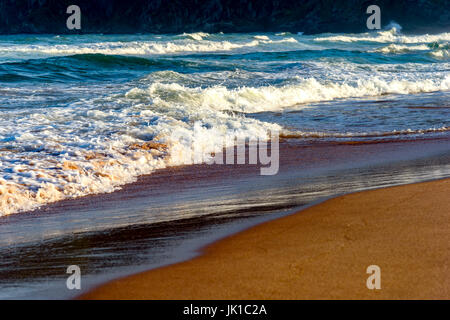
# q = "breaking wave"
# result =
<box><xmin>0</xmin><ymin>83</ymin><xmax>281</xmax><ymax>215</ymax></box>
<box><xmin>125</xmin><ymin>76</ymin><xmax>450</xmax><ymax>113</ymax></box>
<box><xmin>372</xmin><ymin>42</ymin><xmax>449</xmax><ymax>59</ymax></box>
<box><xmin>314</xmin><ymin>27</ymin><xmax>450</xmax><ymax>44</ymax></box>
<box><xmin>0</xmin><ymin>37</ymin><xmax>301</xmax><ymax>58</ymax></box>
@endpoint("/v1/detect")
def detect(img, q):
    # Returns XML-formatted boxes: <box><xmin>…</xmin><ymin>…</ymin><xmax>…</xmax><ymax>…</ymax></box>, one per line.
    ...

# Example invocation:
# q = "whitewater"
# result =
<box><xmin>0</xmin><ymin>27</ymin><xmax>449</xmax><ymax>215</ymax></box>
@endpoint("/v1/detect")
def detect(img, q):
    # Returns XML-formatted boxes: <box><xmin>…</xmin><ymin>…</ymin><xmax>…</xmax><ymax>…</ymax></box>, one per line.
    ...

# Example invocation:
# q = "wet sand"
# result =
<box><xmin>81</xmin><ymin>178</ymin><xmax>450</xmax><ymax>299</ymax></box>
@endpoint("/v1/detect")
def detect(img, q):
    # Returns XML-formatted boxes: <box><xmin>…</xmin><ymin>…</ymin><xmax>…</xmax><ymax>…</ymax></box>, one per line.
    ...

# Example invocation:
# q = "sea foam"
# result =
<box><xmin>314</xmin><ymin>28</ymin><xmax>450</xmax><ymax>44</ymax></box>
<box><xmin>126</xmin><ymin>75</ymin><xmax>450</xmax><ymax>113</ymax></box>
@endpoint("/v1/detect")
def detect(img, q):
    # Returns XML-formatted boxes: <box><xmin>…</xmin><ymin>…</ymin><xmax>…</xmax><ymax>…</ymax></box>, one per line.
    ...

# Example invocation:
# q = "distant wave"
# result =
<box><xmin>314</xmin><ymin>28</ymin><xmax>450</xmax><ymax>44</ymax></box>
<box><xmin>0</xmin><ymin>37</ymin><xmax>301</xmax><ymax>57</ymax></box>
<box><xmin>372</xmin><ymin>42</ymin><xmax>449</xmax><ymax>60</ymax></box>
<box><xmin>178</xmin><ymin>32</ymin><xmax>211</xmax><ymax>41</ymax></box>
<box><xmin>1</xmin><ymin>28</ymin><xmax>448</xmax><ymax>65</ymax></box>
<box><xmin>373</xmin><ymin>44</ymin><xmax>430</xmax><ymax>53</ymax></box>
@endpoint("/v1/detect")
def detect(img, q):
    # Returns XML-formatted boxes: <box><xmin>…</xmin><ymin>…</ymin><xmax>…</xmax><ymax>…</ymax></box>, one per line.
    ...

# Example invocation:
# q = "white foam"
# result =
<box><xmin>179</xmin><ymin>32</ymin><xmax>210</xmax><ymax>41</ymax></box>
<box><xmin>314</xmin><ymin>28</ymin><xmax>450</xmax><ymax>44</ymax></box>
<box><xmin>0</xmin><ymin>37</ymin><xmax>302</xmax><ymax>59</ymax></box>
<box><xmin>2</xmin><ymin>40</ymin><xmax>259</xmax><ymax>56</ymax></box>
<box><xmin>372</xmin><ymin>42</ymin><xmax>449</xmax><ymax>59</ymax></box>
<box><xmin>429</xmin><ymin>46</ymin><xmax>450</xmax><ymax>59</ymax></box>
<box><xmin>126</xmin><ymin>75</ymin><xmax>450</xmax><ymax>113</ymax></box>
<box><xmin>373</xmin><ymin>44</ymin><xmax>430</xmax><ymax>53</ymax></box>
<box><xmin>0</xmin><ymin>85</ymin><xmax>281</xmax><ymax>216</ymax></box>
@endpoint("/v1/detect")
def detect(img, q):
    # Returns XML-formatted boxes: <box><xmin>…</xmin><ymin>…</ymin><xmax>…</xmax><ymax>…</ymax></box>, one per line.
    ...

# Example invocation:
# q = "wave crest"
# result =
<box><xmin>126</xmin><ymin>76</ymin><xmax>450</xmax><ymax>113</ymax></box>
<box><xmin>314</xmin><ymin>28</ymin><xmax>450</xmax><ymax>44</ymax></box>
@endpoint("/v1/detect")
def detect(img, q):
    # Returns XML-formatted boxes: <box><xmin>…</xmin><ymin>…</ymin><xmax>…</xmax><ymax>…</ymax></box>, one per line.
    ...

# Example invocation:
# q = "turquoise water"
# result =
<box><xmin>0</xmin><ymin>28</ymin><xmax>449</xmax><ymax>215</ymax></box>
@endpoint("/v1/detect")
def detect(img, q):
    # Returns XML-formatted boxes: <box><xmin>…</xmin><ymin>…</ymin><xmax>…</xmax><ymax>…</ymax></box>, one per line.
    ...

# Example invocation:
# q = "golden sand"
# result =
<box><xmin>81</xmin><ymin>179</ymin><xmax>450</xmax><ymax>299</ymax></box>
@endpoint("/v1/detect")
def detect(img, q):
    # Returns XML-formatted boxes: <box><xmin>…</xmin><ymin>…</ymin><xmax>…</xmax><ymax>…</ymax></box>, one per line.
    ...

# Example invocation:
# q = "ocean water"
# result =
<box><xmin>0</xmin><ymin>27</ymin><xmax>449</xmax><ymax>216</ymax></box>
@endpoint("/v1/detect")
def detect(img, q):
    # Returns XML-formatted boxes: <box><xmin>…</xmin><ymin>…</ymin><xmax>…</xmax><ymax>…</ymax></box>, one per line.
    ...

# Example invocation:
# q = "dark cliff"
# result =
<box><xmin>0</xmin><ymin>0</ymin><xmax>448</xmax><ymax>34</ymax></box>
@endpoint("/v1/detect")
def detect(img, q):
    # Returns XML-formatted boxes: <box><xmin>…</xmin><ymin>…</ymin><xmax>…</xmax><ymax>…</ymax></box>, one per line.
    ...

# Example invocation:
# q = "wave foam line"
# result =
<box><xmin>372</xmin><ymin>42</ymin><xmax>449</xmax><ymax>59</ymax></box>
<box><xmin>314</xmin><ymin>28</ymin><xmax>450</xmax><ymax>44</ymax></box>
<box><xmin>0</xmin><ymin>38</ymin><xmax>300</xmax><ymax>57</ymax></box>
<box><xmin>0</xmin><ymin>109</ymin><xmax>280</xmax><ymax>216</ymax></box>
<box><xmin>126</xmin><ymin>76</ymin><xmax>450</xmax><ymax>113</ymax></box>
<box><xmin>280</xmin><ymin>126</ymin><xmax>450</xmax><ymax>139</ymax></box>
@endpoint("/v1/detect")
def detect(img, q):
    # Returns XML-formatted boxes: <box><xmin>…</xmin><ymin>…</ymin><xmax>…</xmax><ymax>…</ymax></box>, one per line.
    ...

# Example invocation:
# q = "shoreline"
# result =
<box><xmin>6</xmin><ymin>135</ymin><xmax>450</xmax><ymax>220</ymax></box>
<box><xmin>1</xmin><ymin>137</ymin><xmax>449</xmax><ymax>299</ymax></box>
<box><xmin>81</xmin><ymin>178</ymin><xmax>450</xmax><ymax>299</ymax></box>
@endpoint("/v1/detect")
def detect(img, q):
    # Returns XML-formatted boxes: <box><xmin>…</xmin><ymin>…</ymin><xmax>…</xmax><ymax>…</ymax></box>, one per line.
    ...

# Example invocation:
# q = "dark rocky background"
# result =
<box><xmin>0</xmin><ymin>0</ymin><xmax>448</xmax><ymax>34</ymax></box>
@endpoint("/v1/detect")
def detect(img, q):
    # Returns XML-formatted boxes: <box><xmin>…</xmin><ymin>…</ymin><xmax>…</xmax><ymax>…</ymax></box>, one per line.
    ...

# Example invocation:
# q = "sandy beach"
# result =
<box><xmin>81</xmin><ymin>178</ymin><xmax>450</xmax><ymax>300</ymax></box>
